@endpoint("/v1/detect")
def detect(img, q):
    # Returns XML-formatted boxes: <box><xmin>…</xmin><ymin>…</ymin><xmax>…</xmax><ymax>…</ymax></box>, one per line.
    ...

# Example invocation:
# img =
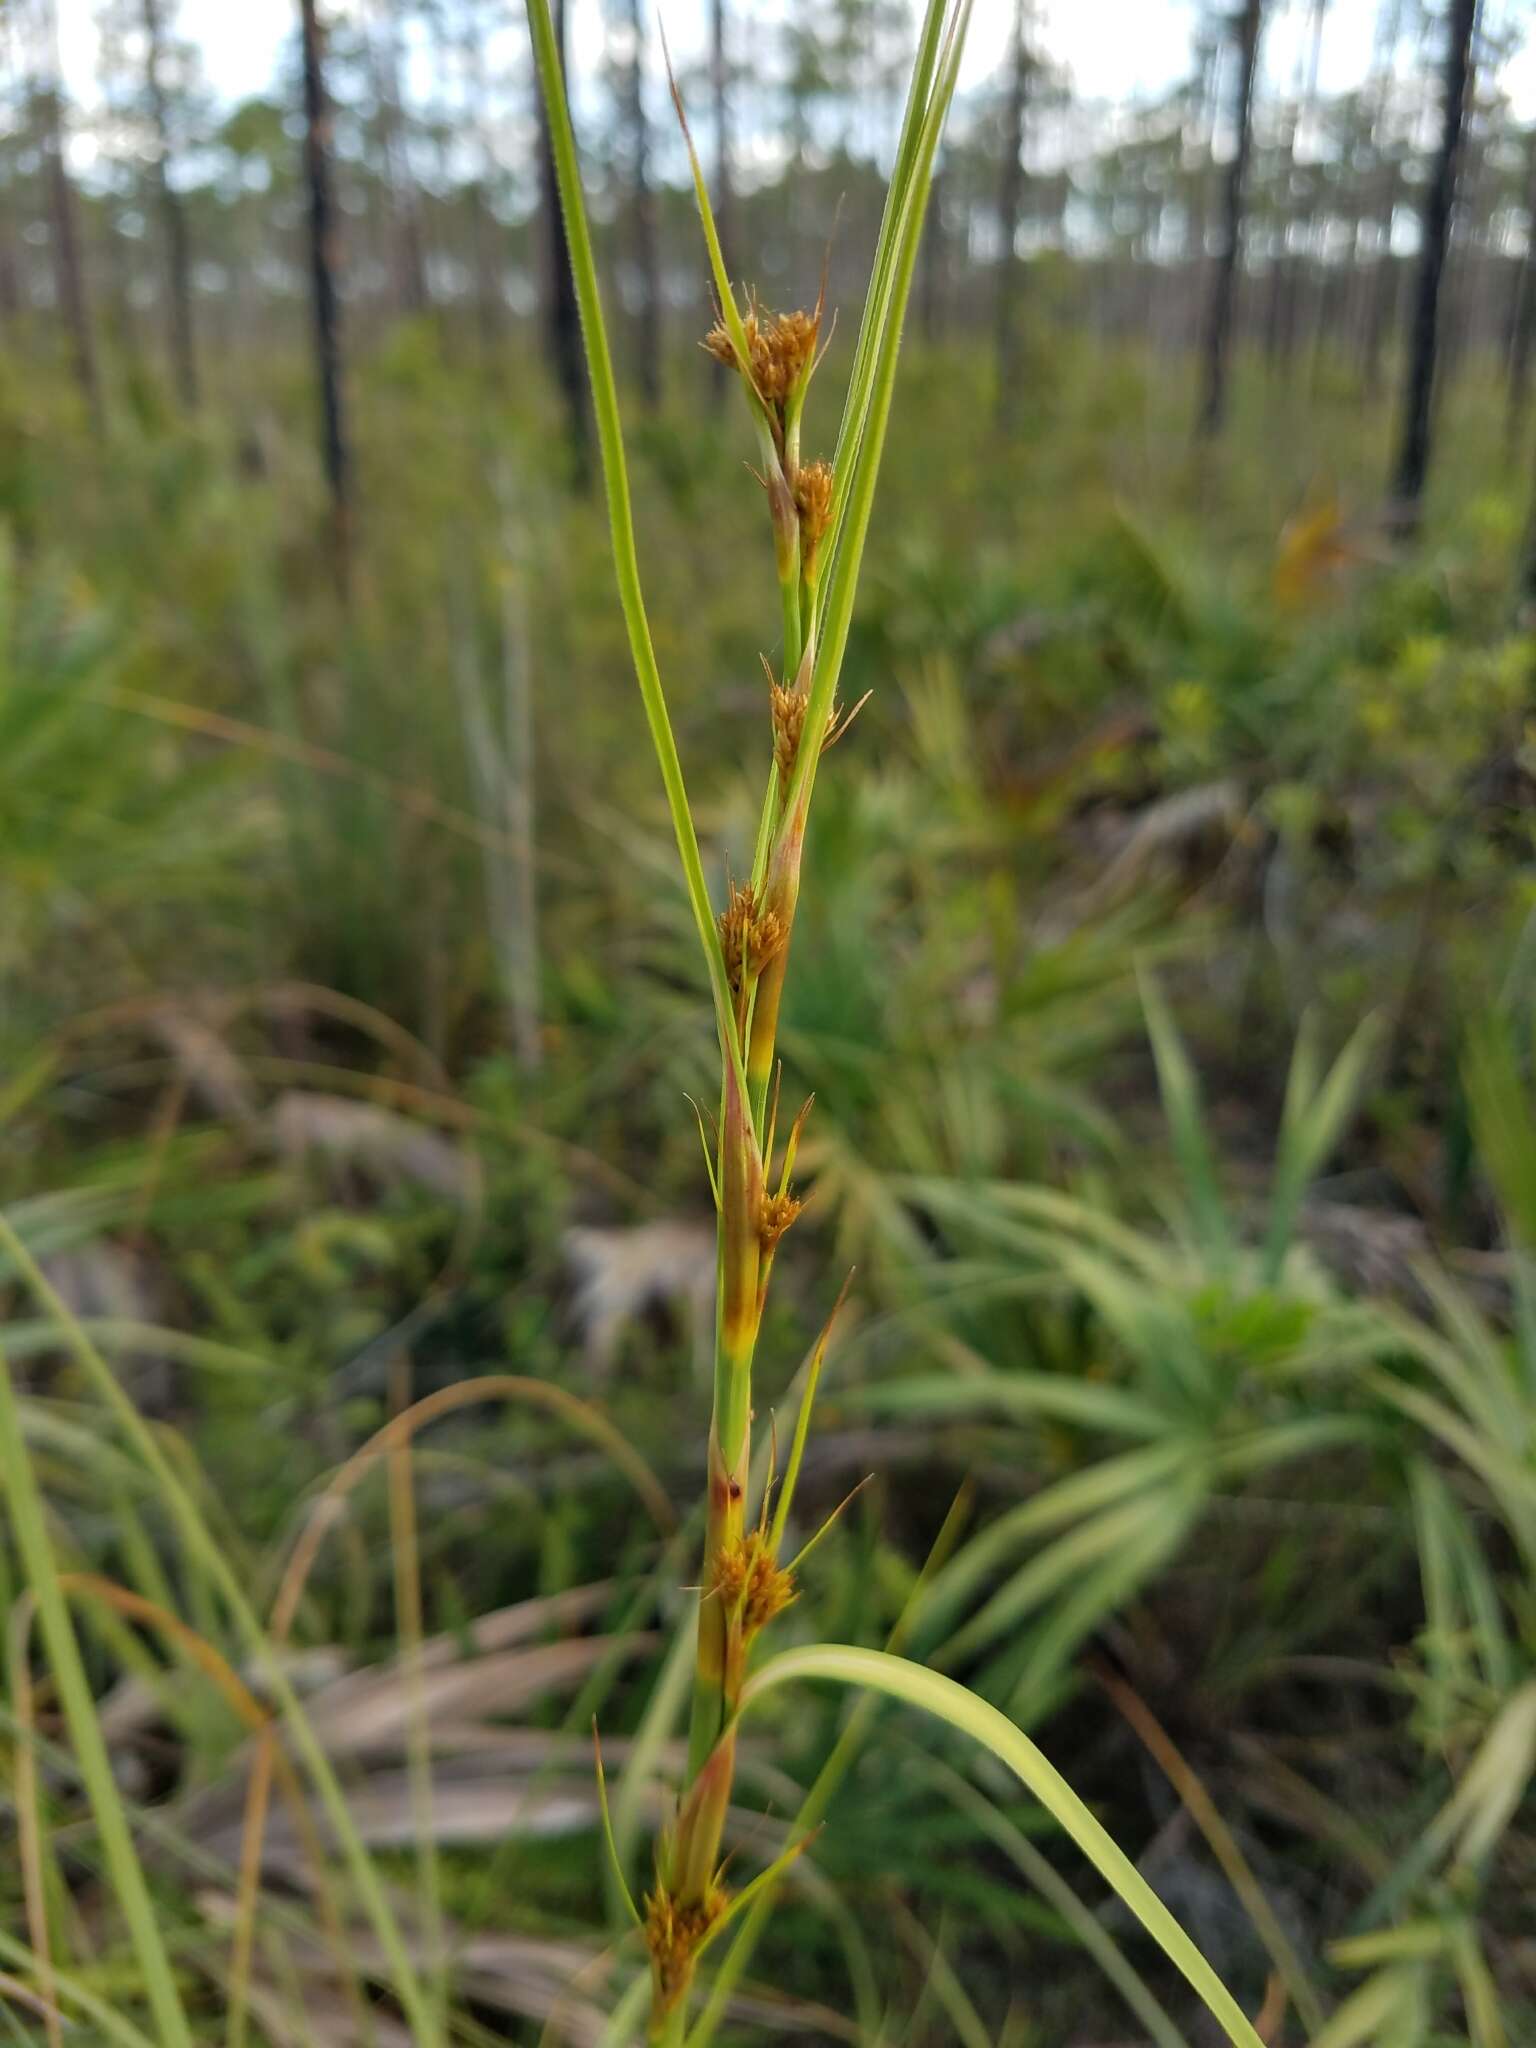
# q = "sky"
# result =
<box><xmin>51</xmin><ymin>0</ymin><xmax>1536</xmax><ymax>129</ymax></box>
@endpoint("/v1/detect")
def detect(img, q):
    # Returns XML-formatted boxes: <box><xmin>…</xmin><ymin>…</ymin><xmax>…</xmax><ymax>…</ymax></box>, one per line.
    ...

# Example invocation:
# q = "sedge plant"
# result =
<box><xmin>527</xmin><ymin>2</ymin><xmax>1268</xmax><ymax>2043</ymax></box>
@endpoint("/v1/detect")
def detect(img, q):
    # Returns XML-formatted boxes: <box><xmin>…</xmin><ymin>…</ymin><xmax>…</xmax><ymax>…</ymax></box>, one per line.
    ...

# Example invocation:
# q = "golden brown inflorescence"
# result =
<box><xmin>644</xmin><ymin>1881</ymin><xmax>727</xmax><ymax>2008</ymax></box>
<box><xmin>717</xmin><ymin>881</ymin><xmax>787</xmax><ymax>1000</ymax></box>
<box><xmin>769</xmin><ymin>670</ymin><xmax>868</xmax><ymax>795</ymax></box>
<box><xmin>757</xmin><ymin>1187</ymin><xmax>804</xmax><ymax>1252</ymax></box>
<box><xmin>791</xmin><ymin>458</ymin><xmax>835</xmax><ymax>573</ymax></box>
<box><xmin>770</xmin><ymin>678</ymin><xmax>808</xmax><ymax>786</ymax></box>
<box><xmin>704</xmin><ymin>302</ymin><xmax>821</xmax><ymax>412</ymax></box>
<box><xmin>709</xmin><ymin>1526</ymin><xmax>798</xmax><ymax>1638</ymax></box>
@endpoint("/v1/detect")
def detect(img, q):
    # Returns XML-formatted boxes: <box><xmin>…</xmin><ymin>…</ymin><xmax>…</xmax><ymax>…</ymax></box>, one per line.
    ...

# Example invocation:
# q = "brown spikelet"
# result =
<box><xmin>704</xmin><ymin>301</ymin><xmax>822</xmax><ymax>425</ymax></box>
<box><xmin>757</xmin><ymin>308</ymin><xmax>820</xmax><ymax>404</ymax></box>
<box><xmin>703</xmin><ymin>322</ymin><xmax>736</xmax><ymax>369</ymax></box>
<box><xmin>644</xmin><ymin>1881</ymin><xmax>727</xmax><ymax>2006</ymax></box>
<box><xmin>792</xmin><ymin>459</ymin><xmax>835</xmax><ymax>571</ymax></box>
<box><xmin>709</xmin><ymin>1527</ymin><xmax>798</xmax><ymax>1637</ymax></box>
<box><xmin>703</xmin><ymin>308</ymin><xmax>760</xmax><ymax>377</ymax></box>
<box><xmin>718</xmin><ymin>881</ymin><xmax>787</xmax><ymax>996</ymax></box>
<box><xmin>771</xmin><ymin>680</ymin><xmax>808</xmax><ymax>784</ymax></box>
<box><xmin>758</xmin><ymin>1188</ymin><xmax>804</xmax><ymax>1251</ymax></box>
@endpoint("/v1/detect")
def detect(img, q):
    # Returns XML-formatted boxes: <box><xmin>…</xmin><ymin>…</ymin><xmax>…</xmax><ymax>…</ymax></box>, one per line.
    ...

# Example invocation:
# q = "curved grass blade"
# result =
<box><xmin>742</xmin><ymin>1644</ymin><xmax>1266</xmax><ymax>2048</ymax></box>
<box><xmin>0</xmin><ymin>1349</ymin><xmax>196</xmax><ymax>2048</ymax></box>
<box><xmin>0</xmin><ymin>1210</ymin><xmax>443</xmax><ymax>2047</ymax></box>
<box><xmin>1137</xmin><ymin>968</ymin><xmax>1231</xmax><ymax>1270</ymax></box>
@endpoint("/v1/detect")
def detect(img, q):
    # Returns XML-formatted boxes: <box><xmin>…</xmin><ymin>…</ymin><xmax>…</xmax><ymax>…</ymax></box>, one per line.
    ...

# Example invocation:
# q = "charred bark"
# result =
<box><xmin>1387</xmin><ymin>0</ymin><xmax>1477</xmax><ymax>539</ymax></box>
<box><xmin>1196</xmin><ymin>0</ymin><xmax>1264</xmax><ymax>440</ymax></box>
<box><xmin>1506</xmin><ymin>126</ymin><xmax>1536</xmax><ymax>434</ymax></box>
<box><xmin>34</xmin><ymin>1</ymin><xmax>100</xmax><ymax>434</ymax></box>
<box><xmin>533</xmin><ymin>0</ymin><xmax>590</xmax><ymax>479</ymax></box>
<box><xmin>299</xmin><ymin>0</ymin><xmax>353</xmax><ymax>582</ymax></box>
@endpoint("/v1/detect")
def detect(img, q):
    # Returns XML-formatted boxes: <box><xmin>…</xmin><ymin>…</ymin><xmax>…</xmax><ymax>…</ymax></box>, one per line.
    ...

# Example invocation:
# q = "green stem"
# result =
<box><xmin>778</xmin><ymin>567</ymin><xmax>802</xmax><ymax>681</ymax></box>
<box><xmin>526</xmin><ymin>0</ymin><xmax>744</xmax><ymax>1092</ymax></box>
<box><xmin>783</xmin><ymin>0</ymin><xmax>972</xmax><ymax>841</ymax></box>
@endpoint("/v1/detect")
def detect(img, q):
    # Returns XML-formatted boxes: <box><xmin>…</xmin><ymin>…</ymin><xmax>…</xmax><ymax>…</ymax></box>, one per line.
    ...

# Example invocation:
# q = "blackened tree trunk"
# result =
<box><xmin>993</xmin><ymin>0</ymin><xmax>1030</xmax><ymax>430</ymax></box>
<box><xmin>35</xmin><ymin>2</ymin><xmax>100</xmax><ymax>432</ymax></box>
<box><xmin>299</xmin><ymin>0</ymin><xmax>352</xmax><ymax>582</ymax></box>
<box><xmin>533</xmin><ymin>0</ymin><xmax>589</xmax><ymax>479</ymax></box>
<box><xmin>623</xmin><ymin>0</ymin><xmax>662</xmax><ymax>408</ymax></box>
<box><xmin>141</xmin><ymin>0</ymin><xmax>198</xmax><ymax>409</ymax></box>
<box><xmin>1506</xmin><ymin>125</ymin><xmax>1536</xmax><ymax>434</ymax></box>
<box><xmin>1521</xmin><ymin>430</ymin><xmax>1536</xmax><ymax>602</ymax></box>
<box><xmin>1196</xmin><ymin>0</ymin><xmax>1264</xmax><ymax>440</ymax></box>
<box><xmin>1387</xmin><ymin>0</ymin><xmax>1477</xmax><ymax>539</ymax></box>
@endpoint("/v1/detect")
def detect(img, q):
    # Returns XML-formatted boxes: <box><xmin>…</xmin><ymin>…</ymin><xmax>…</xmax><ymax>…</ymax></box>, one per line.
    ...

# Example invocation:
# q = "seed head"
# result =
<box><xmin>644</xmin><ymin>1881</ymin><xmax>727</xmax><ymax>2005</ymax></box>
<box><xmin>771</xmin><ymin>680</ymin><xmax>807</xmax><ymax>784</ymax></box>
<box><xmin>792</xmin><ymin>459</ymin><xmax>835</xmax><ymax>572</ymax></box>
<box><xmin>718</xmin><ymin>881</ymin><xmax>786</xmax><ymax>995</ymax></box>
<box><xmin>703</xmin><ymin>309</ymin><xmax>756</xmax><ymax>375</ymax></box>
<box><xmin>710</xmin><ymin>1527</ymin><xmax>798</xmax><ymax>1637</ymax></box>
<box><xmin>758</xmin><ymin>1187</ymin><xmax>804</xmax><ymax>1251</ymax></box>
<box><xmin>702</xmin><ymin>302</ymin><xmax>823</xmax><ymax>422</ymax></box>
<box><xmin>758</xmin><ymin>307</ymin><xmax>820</xmax><ymax>404</ymax></box>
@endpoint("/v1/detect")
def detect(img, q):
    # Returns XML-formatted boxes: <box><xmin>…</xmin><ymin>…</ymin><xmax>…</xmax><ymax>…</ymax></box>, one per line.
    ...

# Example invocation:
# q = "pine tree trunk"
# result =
<box><xmin>36</xmin><ymin>16</ymin><xmax>100</xmax><ymax>434</ymax></box>
<box><xmin>141</xmin><ymin>0</ymin><xmax>198</xmax><ymax>409</ymax></box>
<box><xmin>624</xmin><ymin>0</ymin><xmax>662</xmax><ymax>409</ymax></box>
<box><xmin>1196</xmin><ymin>0</ymin><xmax>1264</xmax><ymax>440</ymax></box>
<box><xmin>993</xmin><ymin>0</ymin><xmax>1030</xmax><ymax>430</ymax></box>
<box><xmin>1387</xmin><ymin>0</ymin><xmax>1476</xmax><ymax>539</ymax></box>
<box><xmin>1506</xmin><ymin>127</ymin><xmax>1536</xmax><ymax>434</ymax></box>
<box><xmin>532</xmin><ymin>0</ymin><xmax>589</xmax><ymax>478</ymax></box>
<box><xmin>299</xmin><ymin>0</ymin><xmax>352</xmax><ymax>582</ymax></box>
<box><xmin>370</xmin><ymin>3</ymin><xmax>429</xmax><ymax>320</ymax></box>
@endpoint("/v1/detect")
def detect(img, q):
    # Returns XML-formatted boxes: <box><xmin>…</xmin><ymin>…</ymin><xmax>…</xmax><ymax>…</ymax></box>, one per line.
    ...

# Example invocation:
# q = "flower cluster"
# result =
<box><xmin>643</xmin><ymin>1882</ymin><xmax>726</xmax><ymax>2008</ymax></box>
<box><xmin>791</xmin><ymin>458</ymin><xmax>835</xmax><ymax>574</ymax></box>
<box><xmin>717</xmin><ymin>880</ymin><xmax>787</xmax><ymax>999</ymax></box>
<box><xmin>704</xmin><ymin>302</ymin><xmax>821</xmax><ymax>416</ymax></box>
<box><xmin>757</xmin><ymin>1187</ymin><xmax>804</xmax><ymax>1252</ymax></box>
<box><xmin>709</xmin><ymin>1525</ymin><xmax>798</xmax><ymax>1638</ymax></box>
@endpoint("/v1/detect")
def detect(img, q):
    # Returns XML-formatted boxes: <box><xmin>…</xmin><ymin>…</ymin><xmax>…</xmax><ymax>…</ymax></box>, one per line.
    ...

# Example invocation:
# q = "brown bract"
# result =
<box><xmin>644</xmin><ymin>1882</ymin><xmax>727</xmax><ymax>2006</ymax></box>
<box><xmin>710</xmin><ymin>1526</ymin><xmax>798</xmax><ymax>1637</ymax></box>
<box><xmin>717</xmin><ymin>881</ymin><xmax>787</xmax><ymax>997</ymax></box>
<box><xmin>792</xmin><ymin>459</ymin><xmax>835</xmax><ymax>571</ymax></box>
<box><xmin>770</xmin><ymin>680</ymin><xmax>807</xmax><ymax>785</ymax></box>
<box><xmin>757</xmin><ymin>1188</ymin><xmax>804</xmax><ymax>1251</ymax></box>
